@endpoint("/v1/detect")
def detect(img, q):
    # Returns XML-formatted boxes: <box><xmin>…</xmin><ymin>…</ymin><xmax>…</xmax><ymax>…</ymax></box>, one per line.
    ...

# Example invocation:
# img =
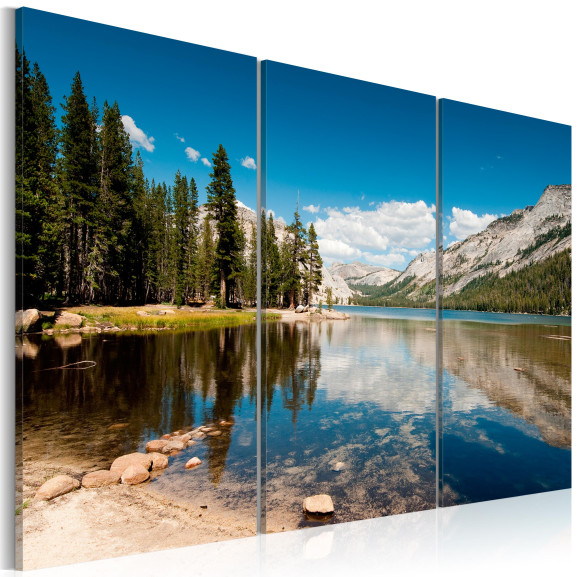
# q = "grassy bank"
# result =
<box><xmin>61</xmin><ymin>306</ymin><xmax>280</xmax><ymax>331</ymax></box>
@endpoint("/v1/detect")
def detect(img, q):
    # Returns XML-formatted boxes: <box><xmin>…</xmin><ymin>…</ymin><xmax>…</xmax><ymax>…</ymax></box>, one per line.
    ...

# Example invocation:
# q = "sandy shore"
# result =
<box><xmin>18</xmin><ymin>459</ymin><xmax>255</xmax><ymax>570</ymax></box>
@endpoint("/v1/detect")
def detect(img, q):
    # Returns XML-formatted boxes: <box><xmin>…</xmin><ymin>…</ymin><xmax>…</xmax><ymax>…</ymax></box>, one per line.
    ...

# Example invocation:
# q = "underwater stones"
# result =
<box><xmin>161</xmin><ymin>440</ymin><xmax>185</xmax><ymax>454</ymax></box>
<box><xmin>108</xmin><ymin>423</ymin><xmax>130</xmax><ymax>430</ymax></box>
<box><xmin>185</xmin><ymin>457</ymin><xmax>202</xmax><ymax>469</ymax></box>
<box><xmin>149</xmin><ymin>452</ymin><xmax>169</xmax><ymax>470</ymax></box>
<box><xmin>82</xmin><ymin>470</ymin><xmax>121</xmax><ymax>488</ymax></box>
<box><xmin>331</xmin><ymin>462</ymin><xmax>345</xmax><ymax>472</ymax></box>
<box><xmin>207</xmin><ymin>430</ymin><xmax>222</xmax><ymax>437</ymax></box>
<box><xmin>303</xmin><ymin>494</ymin><xmax>334</xmax><ymax>516</ymax></box>
<box><xmin>146</xmin><ymin>440</ymin><xmax>169</xmax><ymax>453</ymax></box>
<box><xmin>121</xmin><ymin>464</ymin><xmax>150</xmax><ymax>485</ymax></box>
<box><xmin>35</xmin><ymin>475</ymin><xmax>80</xmax><ymax>501</ymax></box>
<box><xmin>110</xmin><ymin>453</ymin><xmax>152</xmax><ymax>476</ymax></box>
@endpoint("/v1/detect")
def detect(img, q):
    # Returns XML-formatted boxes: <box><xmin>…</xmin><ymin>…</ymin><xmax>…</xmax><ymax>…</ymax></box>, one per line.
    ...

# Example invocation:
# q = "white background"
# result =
<box><xmin>1</xmin><ymin>1</ymin><xmax>575</xmax><ymax>576</ymax></box>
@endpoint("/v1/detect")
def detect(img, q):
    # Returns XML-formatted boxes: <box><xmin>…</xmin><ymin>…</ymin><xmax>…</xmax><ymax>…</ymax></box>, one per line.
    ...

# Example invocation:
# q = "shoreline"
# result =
<box><xmin>19</xmin><ymin>458</ymin><xmax>255</xmax><ymax>570</ymax></box>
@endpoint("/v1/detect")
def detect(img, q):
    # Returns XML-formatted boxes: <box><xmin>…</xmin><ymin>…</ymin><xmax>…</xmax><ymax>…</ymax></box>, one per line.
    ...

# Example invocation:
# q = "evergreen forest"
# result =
<box><xmin>15</xmin><ymin>49</ymin><xmax>323</xmax><ymax>310</ymax></box>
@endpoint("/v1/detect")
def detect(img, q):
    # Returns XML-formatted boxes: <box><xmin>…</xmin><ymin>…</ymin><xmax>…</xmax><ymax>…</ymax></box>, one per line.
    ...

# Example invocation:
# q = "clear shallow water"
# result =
<box><xmin>16</xmin><ymin>306</ymin><xmax>571</xmax><ymax>531</ymax></box>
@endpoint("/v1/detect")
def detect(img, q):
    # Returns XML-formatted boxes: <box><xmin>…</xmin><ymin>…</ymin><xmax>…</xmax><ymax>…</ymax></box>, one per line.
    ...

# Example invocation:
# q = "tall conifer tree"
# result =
<box><xmin>206</xmin><ymin>144</ymin><xmax>242</xmax><ymax>307</ymax></box>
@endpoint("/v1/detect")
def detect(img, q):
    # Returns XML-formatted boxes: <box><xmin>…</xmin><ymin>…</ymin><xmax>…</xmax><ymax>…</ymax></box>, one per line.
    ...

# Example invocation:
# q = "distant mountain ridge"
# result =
<box><xmin>315</xmin><ymin>185</ymin><xmax>571</xmax><ymax>307</ymax></box>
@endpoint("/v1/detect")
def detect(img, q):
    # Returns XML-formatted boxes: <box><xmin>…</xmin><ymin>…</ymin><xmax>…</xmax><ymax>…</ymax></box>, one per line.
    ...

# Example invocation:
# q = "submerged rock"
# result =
<box><xmin>161</xmin><ymin>440</ymin><xmax>185</xmax><ymax>454</ymax></box>
<box><xmin>82</xmin><ymin>470</ymin><xmax>121</xmax><ymax>488</ymax></box>
<box><xmin>121</xmin><ymin>464</ymin><xmax>150</xmax><ymax>485</ymax></box>
<box><xmin>207</xmin><ymin>430</ymin><xmax>222</xmax><ymax>437</ymax></box>
<box><xmin>185</xmin><ymin>457</ymin><xmax>202</xmax><ymax>469</ymax></box>
<box><xmin>145</xmin><ymin>440</ymin><xmax>169</xmax><ymax>453</ymax></box>
<box><xmin>149</xmin><ymin>452</ymin><xmax>169</xmax><ymax>470</ymax></box>
<box><xmin>331</xmin><ymin>462</ymin><xmax>345</xmax><ymax>472</ymax></box>
<box><xmin>303</xmin><ymin>494</ymin><xmax>334</xmax><ymax>516</ymax></box>
<box><xmin>35</xmin><ymin>475</ymin><xmax>80</xmax><ymax>501</ymax></box>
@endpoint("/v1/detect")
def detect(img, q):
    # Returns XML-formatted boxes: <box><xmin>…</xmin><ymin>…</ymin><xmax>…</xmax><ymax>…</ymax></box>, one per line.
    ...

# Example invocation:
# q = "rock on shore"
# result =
<box><xmin>35</xmin><ymin>475</ymin><xmax>80</xmax><ymax>501</ymax></box>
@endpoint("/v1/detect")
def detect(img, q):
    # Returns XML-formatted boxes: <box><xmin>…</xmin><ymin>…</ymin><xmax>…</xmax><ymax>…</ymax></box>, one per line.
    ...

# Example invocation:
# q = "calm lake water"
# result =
<box><xmin>16</xmin><ymin>306</ymin><xmax>571</xmax><ymax>531</ymax></box>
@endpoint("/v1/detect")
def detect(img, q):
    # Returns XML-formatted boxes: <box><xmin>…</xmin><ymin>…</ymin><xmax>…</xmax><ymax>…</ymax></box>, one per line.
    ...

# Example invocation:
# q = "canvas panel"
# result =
<box><xmin>15</xmin><ymin>8</ymin><xmax>257</xmax><ymax>569</ymax></box>
<box><xmin>260</xmin><ymin>60</ymin><xmax>437</xmax><ymax>533</ymax></box>
<box><xmin>439</xmin><ymin>99</ymin><xmax>571</xmax><ymax>507</ymax></box>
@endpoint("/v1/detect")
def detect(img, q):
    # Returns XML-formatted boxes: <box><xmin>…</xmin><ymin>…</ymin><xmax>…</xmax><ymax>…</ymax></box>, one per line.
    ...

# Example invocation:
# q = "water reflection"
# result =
<box><xmin>441</xmin><ymin>319</ymin><xmax>571</xmax><ymax>505</ymax></box>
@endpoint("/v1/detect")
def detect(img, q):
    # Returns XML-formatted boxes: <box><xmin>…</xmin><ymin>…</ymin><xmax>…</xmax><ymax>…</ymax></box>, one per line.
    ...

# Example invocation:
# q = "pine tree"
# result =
<box><xmin>185</xmin><ymin>177</ymin><xmax>199</xmax><ymax>301</ymax></box>
<box><xmin>284</xmin><ymin>204</ymin><xmax>307</xmax><ymax>308</ymax></box>
<box><xmin>96</xmin><ymin>100</ymin><xmax>134</xmax><ymax>303</ymax></box>
<box><xmin>266</xmin><ymin>213</ymin><xmax>282</xmax><ymax>307</ymax></box>
<box><xmin>244</xmin><ymin>223</ymin><xmax>258</xmax><ymax>306</ymax></box>
<box><xmin>206</xmin><ymin>144</ymin><xmax>242</xmax><ymax>307</ymax></box>
<box><xmin>59</xmin><ymin>71</ymin><xmax>99</xmax><ymax>302</ymax></box>
<box><xmin>197</xmin><ymin>215</ymin><xmax>215</xmax><ymax>301</ymax></box>
<box><xmin>326</xmin><ymin>287</ymin><xmax>334</xmax><ymax>311</ymax></box>
<box><xmin>303</xmin><ymin>222</ymin><xmax>323</xmax><ymax>305</ymax></box>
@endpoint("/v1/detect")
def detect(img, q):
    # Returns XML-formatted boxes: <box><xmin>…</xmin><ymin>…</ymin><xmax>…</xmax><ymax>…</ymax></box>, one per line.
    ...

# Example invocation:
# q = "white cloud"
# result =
<box><xmin>121</xmin><ymin>116</ymin><xmax>155</xmax><ymax>152</ymax></box>
<box><xmin>175</xmin><ymin>133</ymin><xmax>185</xmax><ymax>143</ymax></box>
<box><xmin>303</xmin><ymin>204</ymin><xmax>320</xmax><ymax>214</ymax></box>
<box><xmin>449</xmin><ymin>207</ymin><xmax>497</xmax><ymax>240</ymax></box>
<box><xmin>314</xmin><ymin>200</ymin><xmax>436</xmax><ymax>254</ymax></box>
<box><xmin>241</xmin><ymin>156</ymin><xmax>257</xmax><ymax>170</ymax></box>
<box><xmin>201</xmin><ymin>157</ymin><xmax>211</xmax><ymax>167</ymax></box>
<box><xmin>185</xmin><ymin>147</ymin><xmax>201</xmax><ymax>162</ymax></box>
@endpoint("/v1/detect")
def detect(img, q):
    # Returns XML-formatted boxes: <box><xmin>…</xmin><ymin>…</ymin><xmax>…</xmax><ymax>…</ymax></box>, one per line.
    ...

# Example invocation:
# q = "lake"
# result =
<box><xmin>16</xmin><ymin>306</ymin><xmax>571</xmax><ymax>533</ymax></box>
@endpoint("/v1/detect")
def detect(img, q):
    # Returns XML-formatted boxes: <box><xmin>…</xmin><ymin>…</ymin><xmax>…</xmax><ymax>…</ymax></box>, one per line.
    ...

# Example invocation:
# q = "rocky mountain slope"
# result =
<box><xmin>317</xmin><ymin>184</ymin><xmax>571</xmax><ymax>304</ymax></box>
<box><xmin>442</xmin><ymin>184</ymin><xmax>571</xmax><ymax>295</ymax></box>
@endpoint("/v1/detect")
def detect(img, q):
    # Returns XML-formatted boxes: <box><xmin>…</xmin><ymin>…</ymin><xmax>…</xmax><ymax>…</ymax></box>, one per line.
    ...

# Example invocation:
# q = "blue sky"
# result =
<box><xmin>264</xmin><ymin>61</ymin><xmax>436</xmax><ymax>270</ymax></box>
<box><xmin>441</xmin><ymin>100</ymin><xmax>571</xmax><ymax>244</ymax></box>
<box><xmin>18</xmin><ymin>8</ymin><xmax>257</xmax><ymax>208</ymax></box>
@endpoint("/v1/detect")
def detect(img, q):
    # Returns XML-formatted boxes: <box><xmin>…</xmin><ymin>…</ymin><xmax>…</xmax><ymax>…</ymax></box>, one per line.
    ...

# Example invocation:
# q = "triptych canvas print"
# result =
<box><xmin>15</xmin><ymin>8</ymin><xmax>571</xmax><ymax>570</ymax></box>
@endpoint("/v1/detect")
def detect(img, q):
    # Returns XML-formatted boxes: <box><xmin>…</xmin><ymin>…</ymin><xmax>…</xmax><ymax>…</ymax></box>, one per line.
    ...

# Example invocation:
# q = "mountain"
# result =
<box><xmin>441</xmin><ymin>184</ymin><xmax>571</xmax><ymax>295</ymax></box>
<box><xmin>350</xmin><ymin>184</ymin><xmax>571</xmax><ymax>311</ymax></box>
<box><xmin>329</xmin><ymin>261</ymin><xmax>401</xmax><ymax>286</ymax></box>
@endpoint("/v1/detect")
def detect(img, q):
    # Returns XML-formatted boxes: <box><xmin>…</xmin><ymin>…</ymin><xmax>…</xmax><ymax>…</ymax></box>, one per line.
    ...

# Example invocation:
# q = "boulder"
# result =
<box><xmin>185</xmin><ymin>457</ymin><xmax>202</xmax><ymax>469</ymax></box>
<box><xmin>161</xmin><ymin>309</ymin><xmax>175</xmax><ymax>315</ymax></box>
<box><xmin>172</xmin><ymin>433</ymin><xmax>192</xmax><ymax>443</ymax></box>
<box><xmin>303</xmin><ymin>494</ymin><xmax>334</xmax><ymax>516</ymax></box>
<box><xmin>200</xmin><ymin>426</ymin><xmax>216</xmax><ymax>433</ymax></box>
<box><xmin>207</xmin><ymin>430</ymin><xmax>222</xmax><ymax>437</ymax></box>
<box><xmin>145</xmin><ymin>439</ymin><xmax>169</xmax><ymax>453</ymax></box>
<box><xmin>219</xmin><ymin>421</ymin><xmax>234</xmax><ymax>427</ymax></box>
<box><xmin>191</xmin><ymin>431</ymin><xmax>206</xmax><ymax>440</ymax></box>
<box><xmin>295</xmin><ymin>305</ymin><xmax>305</xmax><ymax>313</ymax></box>
<box><xmin>161</xmin><ymin>434</ymin><xmax>172</xmax><ymax>440</ymax></box>
<box><xmin>15</xmin><ymin>309</ymin><xmax>41</xmax><ymax>333</ymax></box>
<box><xmin>82</xmin><ymin>470</ymin><xmax>121</xmax><ymax>488</ymax></box>
<box><xmin>53</xmin><ymin>311</ymin><xmax>84</xmax><ymax>328</ymax></box>
<box><xmin>161</xmin><ymin>440</ymin><xmax>186</xmax><ymax>454</ymax></box>
<box><xmin>35</xmin><ymin>475</ymin><xmax>80</xmax><ymax>501</ymax></box>
<box><xmin>110</xmin><ymin>452</ymin><xmax>152</xmax><ymax>475</ymax></box>
<box><xmin>136</xmin><ymin>311</ymin><xmax>149</xmax><ymax>317</ymax></box>
<box><xmin>121</xmin><ymin>464</ymin><xmax>150</xmax><ymax>485</ymax></box>
<box><xmin>149</xmin><ymin>452</ymin><xmax>169</xmax><ymax>470</ymax></box>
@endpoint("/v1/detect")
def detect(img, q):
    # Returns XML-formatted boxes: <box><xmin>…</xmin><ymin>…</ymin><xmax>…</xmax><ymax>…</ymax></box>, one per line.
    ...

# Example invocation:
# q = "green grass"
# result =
<box><xmin>15</xmin><ymin>499</ymin><xmax>30</xmax><ymax>516</ymax></box>
<box><xmin>67</xmin><ymin>306</ymin><xmax>280</xmax><ymax>331</ymax></box>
